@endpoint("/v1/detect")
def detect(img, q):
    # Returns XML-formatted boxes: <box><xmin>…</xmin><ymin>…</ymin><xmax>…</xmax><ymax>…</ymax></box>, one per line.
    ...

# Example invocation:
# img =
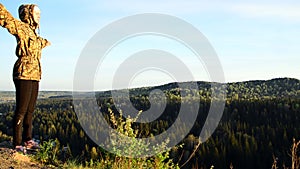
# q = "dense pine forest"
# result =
<box><xmin>0</xmin><ymin>77</ymin><xmax>299</xmax><ymax>168</ymax></box>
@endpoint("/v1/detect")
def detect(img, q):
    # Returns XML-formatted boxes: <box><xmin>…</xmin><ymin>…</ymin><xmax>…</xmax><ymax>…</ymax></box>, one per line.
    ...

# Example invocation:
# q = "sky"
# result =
<box><xmin>0</xmin><ymin>0</ymin><xmax>299</xmax><ymax>91</ymax></box>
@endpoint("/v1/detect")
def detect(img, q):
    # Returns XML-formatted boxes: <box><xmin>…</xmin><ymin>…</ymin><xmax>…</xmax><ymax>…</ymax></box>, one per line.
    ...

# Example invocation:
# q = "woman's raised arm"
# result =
<box><xmin>0</xmin><ymin>3</ymin><xmax>20</xmax><ymax>35</ymax></box>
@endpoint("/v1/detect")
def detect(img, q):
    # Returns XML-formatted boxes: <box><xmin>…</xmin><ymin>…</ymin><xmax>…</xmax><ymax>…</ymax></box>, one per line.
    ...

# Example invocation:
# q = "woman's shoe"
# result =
<box><xmin>15</xmin><ymin>145</ymin><xmax>26</xmax><ymax>154</ymax></box>
<box><xmin>24</xmin><ymin>140</ymin><xmax>40</xmax><ymax>150</ymax></box>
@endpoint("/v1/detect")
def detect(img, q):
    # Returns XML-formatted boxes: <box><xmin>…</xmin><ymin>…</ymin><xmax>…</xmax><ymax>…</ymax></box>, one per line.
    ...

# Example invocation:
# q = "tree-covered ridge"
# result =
<box><xmin>102</xmin><ymin>77</ymin><xmax>300</xmax><ymax>100</ymax></box>
<box><xmin>226</xmin><ymin>77</ymin><xmax>300</xmax><ymax>99</ymax></box>
<box><xmin>0</xmin><ymin>77</ymin><xmax>299</xmax><ymax>169</ymax></box>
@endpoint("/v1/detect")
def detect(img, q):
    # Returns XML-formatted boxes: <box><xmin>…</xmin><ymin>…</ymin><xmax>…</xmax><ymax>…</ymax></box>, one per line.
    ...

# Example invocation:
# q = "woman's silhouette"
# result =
<box><xmin>0</xmin><ymin>3</ymin><xmax>51</xmax><ymax>151</ymax></box>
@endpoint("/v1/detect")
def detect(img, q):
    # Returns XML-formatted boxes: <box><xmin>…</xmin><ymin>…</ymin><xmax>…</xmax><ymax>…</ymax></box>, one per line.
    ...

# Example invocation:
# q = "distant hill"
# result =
<box><xmin>1</xmin><ymin>77</ymin><xmax>299</xmax><ymax>103</ymax></box>
<box><xmin>99</xmin><ymin>77</ymin><xmax>300</xmax><ymax>100</ymax></box>
<box><xmin>225</xmin><ymin>77</ymin><xmax>300</xmax><ymax>99</ymax></box>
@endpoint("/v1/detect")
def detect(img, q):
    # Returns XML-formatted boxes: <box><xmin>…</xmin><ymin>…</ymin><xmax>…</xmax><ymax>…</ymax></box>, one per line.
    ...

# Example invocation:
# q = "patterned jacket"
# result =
<box><xmin>0</xmin><ymin>3</ymin><xmax>49</xmax><ymax>81</ymax></box>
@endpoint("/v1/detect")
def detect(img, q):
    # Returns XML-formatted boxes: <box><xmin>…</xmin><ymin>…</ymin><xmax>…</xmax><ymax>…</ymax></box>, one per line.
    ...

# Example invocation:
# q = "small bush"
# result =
<box><xmin>35</xmin><ymin>139</ymin><xmax>61</xmax><ymax>166</ymax></box>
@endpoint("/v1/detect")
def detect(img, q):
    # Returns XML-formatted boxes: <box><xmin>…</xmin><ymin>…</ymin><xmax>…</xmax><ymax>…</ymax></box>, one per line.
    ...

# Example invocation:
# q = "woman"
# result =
<box><xmin>0</xmin><ymin>3</ymin><xmax>51</xmax><ymax>151</ymax></box>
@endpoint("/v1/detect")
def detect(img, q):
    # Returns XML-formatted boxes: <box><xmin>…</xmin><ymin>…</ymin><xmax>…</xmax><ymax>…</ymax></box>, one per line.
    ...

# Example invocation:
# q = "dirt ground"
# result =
<box><xmin>0</xmin><ymin>141</ymin><xmax>51</xmax><ymax>169</ymax></box>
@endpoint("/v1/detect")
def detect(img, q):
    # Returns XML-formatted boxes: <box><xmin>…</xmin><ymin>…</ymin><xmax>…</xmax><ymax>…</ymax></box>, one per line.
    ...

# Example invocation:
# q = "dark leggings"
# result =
<box><xmin>13</xmin><ymin>80</ymin><xmax>39</xmax><ymax>147</ymax></box>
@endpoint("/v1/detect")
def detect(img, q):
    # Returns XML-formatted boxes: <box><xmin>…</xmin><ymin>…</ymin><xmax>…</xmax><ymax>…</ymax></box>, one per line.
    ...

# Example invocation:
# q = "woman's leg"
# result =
<box><xmin>23</xmin><ymin>81</ymin><xmax>39</xmax><ymax>142</ymax></box>
<box><xmin>13</xmin><ymin>80</ymin><xmax>32</xmax><ymax>147</ymax></box>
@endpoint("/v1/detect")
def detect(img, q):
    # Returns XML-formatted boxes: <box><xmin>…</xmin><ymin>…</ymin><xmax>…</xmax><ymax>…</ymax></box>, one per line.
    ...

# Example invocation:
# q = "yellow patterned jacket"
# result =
<box><xmin>0</xmin><ymin>3</ymin><xmax>49</xmax><ymax>81</ymax></box>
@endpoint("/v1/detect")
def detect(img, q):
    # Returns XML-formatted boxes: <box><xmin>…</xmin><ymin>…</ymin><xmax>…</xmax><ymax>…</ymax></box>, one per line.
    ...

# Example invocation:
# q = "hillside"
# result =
<box><xmin>1</xmin><ymin>77</ymin><xmax>299</xmax><ymax>102</ymax></box>
<box><xmin>97</xmin><ymin>77</ymin><xmax>300</xmax><ymax>99</ymax></box>
<box><xmin>0</xmin><ymin>77</ymin><xmax>299</xmax><ymax>169</ymax></box>
<box><xmin>226</xmin><ymin>77</ymin><xmax>300</xmax><ymax>99</ymax></box>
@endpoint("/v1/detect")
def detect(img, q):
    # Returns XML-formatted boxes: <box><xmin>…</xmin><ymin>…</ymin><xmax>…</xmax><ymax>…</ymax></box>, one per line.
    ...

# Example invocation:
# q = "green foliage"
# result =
<box><xmin>0</xmin><ymin>130</ymin><xmax>11</xmax><ymax>143</ymax></box>
<box><xmin>109</xmin><ymin>109</ymin><xmax>150</xmax><ymax>157</ymax></box>
<box><xmin>102</xmin><ymin>108</ymin><xmax>179</xmax><ymax>169</ymax></box>
<box><xmin>0</xmin><ymin>77</ymin><xmax>300</xmax><ymax>168</ymax></box>
<box><xmin>35</xmin><ymin>139</ymin><xmax>61</xmax><ymax>166</ymax></box>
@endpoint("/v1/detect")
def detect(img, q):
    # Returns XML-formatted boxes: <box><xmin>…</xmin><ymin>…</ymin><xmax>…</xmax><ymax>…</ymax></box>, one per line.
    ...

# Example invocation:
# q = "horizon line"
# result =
<box><xmin>0</xmin><ymin>77</ymin><xmax>298</xmax><ymax>92</ymax></box>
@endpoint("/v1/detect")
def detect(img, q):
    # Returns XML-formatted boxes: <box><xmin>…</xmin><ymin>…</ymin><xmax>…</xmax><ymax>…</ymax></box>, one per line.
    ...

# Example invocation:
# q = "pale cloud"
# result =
<box><xmin>94</xmin><ymin>0</ymin><xmax>224</xmax><ymax>14</ymax></box>
<box><xmin>231</xmin><ymin>3</ymin><xmax>300</xmax><ymax>22</ymax></box>
<box><xmin>89</xmin><ymin>1</ymin><xmax>300</xmax><ymax>22</ymax></box>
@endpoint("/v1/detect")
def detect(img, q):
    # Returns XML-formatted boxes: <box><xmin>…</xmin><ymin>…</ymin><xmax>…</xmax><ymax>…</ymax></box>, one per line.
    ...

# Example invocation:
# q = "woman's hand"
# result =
<box><xmin>46</xmin><ymin>40</ymin><xmax>51</xmax><ymax>47</ymax></box>
<box><xmin>0</xmin><ymin>3</ymin><xmax>6</xmax><ymax>26</ymax></box>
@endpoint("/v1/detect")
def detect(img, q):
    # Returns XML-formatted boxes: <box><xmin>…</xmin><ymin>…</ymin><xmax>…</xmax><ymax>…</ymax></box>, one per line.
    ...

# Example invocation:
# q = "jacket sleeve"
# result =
<box><xmin>0</xmin><ymin>3</ymin><xmax>5</xmax><ymax>26</ymax></box>
<box><xmin>0</xmin><ymin>3</ymin><xmax>19</xmax><ymax>35</ymax></box>
<box><xmin>39</xmin><ymin>37</ymin><xmax>50</xmax><ymax>49</ymax></box>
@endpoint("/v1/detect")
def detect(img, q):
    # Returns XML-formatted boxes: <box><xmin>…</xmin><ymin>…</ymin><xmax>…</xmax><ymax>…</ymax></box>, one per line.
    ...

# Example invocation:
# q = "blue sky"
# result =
<box><xmin>0</xmin><ymin>0</ymin><xmax>299</xmax><ymax>91</ymax></box>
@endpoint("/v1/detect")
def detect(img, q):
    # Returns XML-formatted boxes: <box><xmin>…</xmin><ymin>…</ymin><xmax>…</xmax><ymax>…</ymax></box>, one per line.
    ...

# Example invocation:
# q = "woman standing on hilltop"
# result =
<box><xmin>0</xmin><ymin>3</ymin><xmax>51</xmax><ymax>151</ymax></box>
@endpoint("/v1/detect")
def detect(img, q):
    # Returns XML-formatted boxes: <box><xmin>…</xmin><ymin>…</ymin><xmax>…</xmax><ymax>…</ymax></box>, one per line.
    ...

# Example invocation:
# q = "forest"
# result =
<box><xmin>0</xmin><ymin>77</ymin><xmax>299</xmax><ymax>169</ymax></box>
